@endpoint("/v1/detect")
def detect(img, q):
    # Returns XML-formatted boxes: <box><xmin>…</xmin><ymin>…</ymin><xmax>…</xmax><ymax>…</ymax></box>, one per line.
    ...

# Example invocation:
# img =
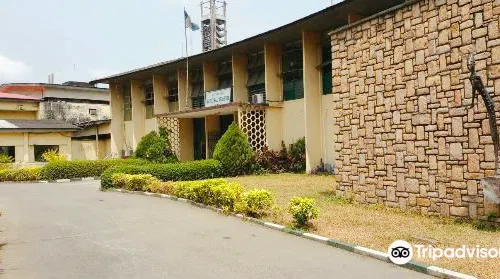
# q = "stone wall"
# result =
<box><xmin>330</xmin><ymin>0</ymin><xmax>500</xmax><ymax>219</ymax></box>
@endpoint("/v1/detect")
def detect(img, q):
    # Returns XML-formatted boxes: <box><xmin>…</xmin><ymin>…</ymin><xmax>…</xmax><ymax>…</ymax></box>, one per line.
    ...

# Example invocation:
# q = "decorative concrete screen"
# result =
<box><xmin>158</xmin><ymin>116</ymin><xmax>181</xmax><ymax>158</ymax></box>
<box><xmin>238</xmin><ymin>105</ymin><xmax>267</xmax><ymax>152</ymax></box>
<box><xmin>330</xmin><ymin>0</ymin><xmax>500</xmax><ymax>219</ymax></box>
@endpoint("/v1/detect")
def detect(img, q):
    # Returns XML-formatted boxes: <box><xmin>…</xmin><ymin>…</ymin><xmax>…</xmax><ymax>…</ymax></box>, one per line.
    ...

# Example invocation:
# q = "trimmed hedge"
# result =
<box><xmin>41</xmin><ymin>159</ymin><xmax>145</xmax><ymax>180</ymax></box>
<box><xmin>101</xmin><ymin>159</ymin><xmax>223</xmax><ymax>189</ymax></box>
<box><xmin>0</xmin><ymin>167</ymin><xmax>42</xmax><ymax>182</ymax></box>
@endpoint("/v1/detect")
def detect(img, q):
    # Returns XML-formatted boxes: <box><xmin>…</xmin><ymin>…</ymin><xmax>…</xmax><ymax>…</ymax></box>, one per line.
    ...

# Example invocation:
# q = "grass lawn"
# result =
<box><xmin>227</xmin><ymin>173</ymin><xmax>500</xmax><ymax>279</ymax></box>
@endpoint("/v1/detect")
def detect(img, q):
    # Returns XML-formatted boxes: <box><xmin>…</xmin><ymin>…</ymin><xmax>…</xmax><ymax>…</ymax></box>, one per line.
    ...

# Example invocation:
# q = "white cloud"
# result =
<box><xmin>0</xmin><ymin>55</ymin><xmax>32</xmax><ymax>82</ymax></box>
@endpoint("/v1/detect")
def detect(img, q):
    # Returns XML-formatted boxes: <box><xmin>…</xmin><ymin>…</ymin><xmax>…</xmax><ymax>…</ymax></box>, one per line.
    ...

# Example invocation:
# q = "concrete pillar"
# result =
<box><xmin>153</xmin><ymin>74</ymin><xmax>170</xmax><ymax>115</ymax></box>
<box><xmin>303</xmin><ymin>31</ymin><xmax>322</xmax><ymax>173</ymax></box>
<box><xmin>264</xmin><ymin>43</ymin><xmax>283</xmax><ymax>150</ymax></box>
<box><xmin>179</xmin><ymin>118</ymin><xmax>194</xmax><ymax>161</ymax></box>
<box><xmin>264</xmin><ymin>43</ymin><xmax>282</xmax><ymax>104</ymax></box>
<box><xmin>177</xmin><ymin>69</ymin><xmax>189</xmax><ymax>110</ymax></box>
<box><xmin>232</xmin><ymin>53</ymin><xmax>248</xmax><ymax>103</ymax></box>
<box><xmin>205</xmin><ymin>115</ymin><xmax>220</xmax><ymax>159</ymax></box>
<box><xmin>109</xmin><ymin>83</ymin><xmax>124</xmax><ymax>157</ymax></box>
<box><xmin>131</xmin><ymin>79</ymin><xmax>145</xmax><ymax>150</ymax></box>
<box><xmin>23</xmin><ymin>132</ymin><xmax>29</xmax><ymax>163</ymax></box>
<box><xmin>203</xmin><ymin>62</ymin><xmax>218</xmax><ymax>92</ymax></box>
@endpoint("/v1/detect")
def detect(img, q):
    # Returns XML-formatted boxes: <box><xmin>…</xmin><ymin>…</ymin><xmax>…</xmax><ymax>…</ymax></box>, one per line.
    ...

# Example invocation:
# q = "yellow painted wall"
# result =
<box><xmin>265</xmin><ymin>107</ymin><xmax>283</xmax><ymax>150</ymax></box>
<box><xmin>302</xmin><ymin>31</ymin><xmax>322</xmax><ymax>172</ymax></box>
<box><xmin>179</xmin><ymin>118</ymin><xmax>194</xmax><ymax>161</ymax></box>
<box><xmin>109</xmin><ymin>83</ymin><xmax>125</xmax><ymax>157</ymax></box>
<box><xmin>0</xmin><ymin>132</ymin><xmax>72</xmax><ymax>162</ymax></box>
<box><xmin>72</xmin><ymin>138</ymin><xmax>112</xmax><ymax>160</ymax></box>
<box><xmin>232</xmin><ymin>54</ymin><xmax>248</xmax><ymax>103</ymax></box>
<box><xmin>153</xmin><ymin>74</ymin><xmax>170</xmax><ymax>115</ymax></box>
<box><xmin>0</xmin><ymin>111</ymin><xmax>37</xmax><ymax>120</ymax></box>
<box><xmin>0</xmin><ymin>101</ymin><xmax>39</xmax><ymax>112</ymax></box>
<box><xmin>203</xmin><ymin>62</ymin><xmax>218</xmax><ymax>92</ymax></box>
<box><xmin>145</xmin><ymin>118</ymin><xmax>157</xmax><ymax>134</ymax></box>
<box><xmin>131</xmin><ymin>80</ymin><xmax>145</xmax><ymax>150</ymax></box>
<box><xmin>264</xmin><ymin>43</ymin><xmax>282</xmax><ymax>104</ymax></box>
<box><xmin>282</xmin><ymin>99</ymin><xmax>305</xmax><ymax>146</ymax></box>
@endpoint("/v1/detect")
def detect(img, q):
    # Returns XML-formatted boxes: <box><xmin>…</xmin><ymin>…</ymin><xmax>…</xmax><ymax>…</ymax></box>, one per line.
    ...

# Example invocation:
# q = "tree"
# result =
<box><xmin>213</xmin><ymin>123</ymin><xmax>254</xmax><ymax>176</ymax></box>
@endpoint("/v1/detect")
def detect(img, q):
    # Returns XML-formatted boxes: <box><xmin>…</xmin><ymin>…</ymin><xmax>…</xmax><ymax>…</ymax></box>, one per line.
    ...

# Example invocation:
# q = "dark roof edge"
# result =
<box><xmin>90</xmin><ymin>0</ymin><xmax>357</xmax><ymax>85</ymax></box>
<box><xmin>328</xmin><ymin>0</ymin><xmax>419</xmax><ymax>35</ymax></box>
<box><xmin>1</xmin><ymin>83</ymin><xmax>109</xmax><ymax>92</ymax></box>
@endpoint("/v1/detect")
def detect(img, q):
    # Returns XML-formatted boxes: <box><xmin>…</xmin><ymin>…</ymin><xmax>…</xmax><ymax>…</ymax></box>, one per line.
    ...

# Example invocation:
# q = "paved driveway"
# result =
<box><xmin>0</xmin><ymin>181</ymin><xmax>432</xmax><ymax>279</ymax></box>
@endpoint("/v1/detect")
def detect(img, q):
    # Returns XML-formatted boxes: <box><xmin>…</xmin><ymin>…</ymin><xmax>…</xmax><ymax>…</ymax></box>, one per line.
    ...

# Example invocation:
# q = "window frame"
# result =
<box><xmin>282</xmin><ymin>41</ymin><xmax>304</xmax><ymax>101</ymax></box>
<box><xmin>321</xmin><ymin>42</ymin><xmax>333</xmax><ymax>95</ymax></box>
<box><xmin>144</xmin><ymin>80</ymin><xmax>154</xmax><ymax>119</ymax></box>
<box><xmin>123</xmin><ymin>84</ymin><xmax>132</xmax><ymax>121</ymax></box>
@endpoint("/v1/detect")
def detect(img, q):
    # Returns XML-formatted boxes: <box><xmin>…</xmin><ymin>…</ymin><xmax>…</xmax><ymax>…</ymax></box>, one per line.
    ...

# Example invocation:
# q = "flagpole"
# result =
<box><xmin>184</xmin><ymin>15</ymin><xmax>189</xmax><ymax>110</ymax></box>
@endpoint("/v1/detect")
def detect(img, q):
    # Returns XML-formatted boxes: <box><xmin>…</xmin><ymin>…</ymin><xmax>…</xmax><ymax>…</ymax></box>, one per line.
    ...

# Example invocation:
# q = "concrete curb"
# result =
<box><xmin>106</xmin><ymin>188</ymin><xmax>477</xmax><ymax>279</ymax></box>
<box><xmin>0</xmin><ymin>177</ymin><xmax>100</xmax><ymax>184</ymax></box>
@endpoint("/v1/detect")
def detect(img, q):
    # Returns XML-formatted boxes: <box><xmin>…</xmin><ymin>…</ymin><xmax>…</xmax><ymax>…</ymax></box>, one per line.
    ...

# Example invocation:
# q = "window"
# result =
<box><xmin>190</xmin><ymin>69</ymin><xmax>204</xmax><ymax>108</ymax></box>
<box><xmin>247</xmin><ymin>51</ymin><xmax>266</xmax><ymax>102</ymax></box>
<box><xmin>144</xmin><ymin>80</ymin><xmax>154</xmax><ymax>119</ymax></box>
<box><xmin>282</xmin><ymin>41</ymin><xmax>304</xmax><ymax>101</ymax></box>
<box><xmin>89</xmin><ymin>108</ymin><xmax>97</xmax><ymax>116</ymax></box>
<box><xmin>34</xmin><ymin>145</ymin><xmax>59</xmax><ymax>162</ymax></box>
<box><xmin>218</xmin><ymin>60</ymin><xmax>232</xmax><ymax>89</ymax></box>
<box><xmin>322</xmin><ymin>42</ymin><xmax>333</xmax><ymax>95</ymax></box>
<box><xmin>167</xmin><ymin>75</ymin><xmax>179</xmax><ymax>102</ymax></box>
<box><xmin>0</xmin><ymin>146</ymin><xmax>15</xmax><ymax>160</ymax></box>
<box><xmin>123</xmin><ymin>83</ymin><xmax>132</xmax><ymax>121</ymax></box>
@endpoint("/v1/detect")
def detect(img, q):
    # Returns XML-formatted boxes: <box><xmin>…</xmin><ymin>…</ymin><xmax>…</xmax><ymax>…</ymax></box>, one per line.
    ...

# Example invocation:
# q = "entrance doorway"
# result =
<box><xmin>193</xmin><ymin>118</ymin><xmax>206</xmax><ymax>160</ymax></box>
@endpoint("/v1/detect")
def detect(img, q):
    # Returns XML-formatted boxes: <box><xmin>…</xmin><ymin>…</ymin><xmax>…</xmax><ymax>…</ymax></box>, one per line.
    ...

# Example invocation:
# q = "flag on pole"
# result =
<box><xmin>184</xmin><ymin>10</ymin><xmax>200</xmax><ymax>31</ymax></box>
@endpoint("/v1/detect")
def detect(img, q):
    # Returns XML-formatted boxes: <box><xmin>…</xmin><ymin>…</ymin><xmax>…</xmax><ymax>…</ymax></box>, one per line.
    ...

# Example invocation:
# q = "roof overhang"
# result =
<box><xmin>157</xmin><ymin>102</ymin><xmax>246</xmax><ymax>118</ymax></box>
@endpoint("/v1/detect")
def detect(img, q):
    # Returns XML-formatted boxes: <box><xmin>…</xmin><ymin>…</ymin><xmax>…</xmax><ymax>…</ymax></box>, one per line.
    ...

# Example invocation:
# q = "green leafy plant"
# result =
<box><xmin>0</xmin><ymin>167</ymin><xmax>42</xmax><ymax>182</ymax></box>
<box><xmin>213</xmin><ymin>123</ymin><xmax>254</xmax><ymax>176</ymax></box>
<box><xmin>135</xmin><ymin>128</ymin><xmax>178</xmax><ymax>163</ymax></box>
<box><xmin>172</xmin><ymin>179</ymin><xmax>244</xmax><ymax>212</ymax></box>
<box><xmin>111</xmin><ymin>173</ymin><xmax>161</xmax><ymax>191</ymax></box>
<box><xmin>0</xmin><ymin>153</ymin><xmax>14</xmax><ymax>169</ymax></box>
<box><xmin>147</xmin><ymin>181</ymin><xmax>175</xmax><ymax>195</ymax></box>
<box><xmin>41</xmin><ymin>150</ymin><xmax>67</xmax><ymax>163</ymax></box>
<box><xmin>100</xmin><ymin>159</ymin><xmax>223</xmax><ymax>189</ymax></box>
<box><xmin>288</xmin><ymin>196</ymin><xmax>319</xmax><ymax>226</ymax></box>
<box><xmin>41</xmin><ymin>159</ymin><xmax>145</xmax><ymax>180</ymax></box>
<box><xmin>0</xmin><ymin>153</ymin><xmax>13</xmax><ymax>163</ymax></box>
<box><xmin>236</xmin><ymin>189</ymin><xmax>275</xmax><ymax>217</ymax></box>
<box><xmin>253</xmin><ymin>138</ymin><xmax>306</xmax><ymax>174</ymax></box>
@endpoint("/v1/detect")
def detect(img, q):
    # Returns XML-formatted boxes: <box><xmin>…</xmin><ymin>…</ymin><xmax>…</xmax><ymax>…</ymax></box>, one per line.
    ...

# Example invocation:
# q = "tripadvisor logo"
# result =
<box><xmin>388</xmin><ymin>240</ymin><xmax>413</xmax><ymax>265</ymax></box>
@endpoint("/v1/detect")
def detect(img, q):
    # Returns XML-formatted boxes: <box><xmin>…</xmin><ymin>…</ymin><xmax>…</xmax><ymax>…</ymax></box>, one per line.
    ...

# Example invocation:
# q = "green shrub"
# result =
<box><xmin>41</xmin><ymin>159</ymin><xmax>145</xmax><ymax>180</ymax></box>
<box><xmin>101</xmin><ymin>160</ymin><xmax>223</xmax><ymax>189</ymax></box>
<box><xmin>288</xmin><ymin>196</ymin><xmax>319</xmax><ymax>226</ymax></box>
<box><xmin>41</xmin><ymin>150</ymin><xmax>67</xmax><ymax>163</ymax></box>
<box><xmin>135</xmin><ymin>128</ymin><xmax>178</xmax><ymax>163</ymax></box>
<box><xmin>0</xmin><ymin>154</ymin><xmax>13</xmax><ymax>169</ymax></box>
<box><xmin>172</xmin><ymin>179</ymin><xmax>243</xmax><ymax>212</ymax></box>
<box><xmin>0</xmin><ymin>167</ymin><xmax>42</xmax><ymax>182</ymax></box>
<box><xmin>147</xmin><ymin>181</ymin><xmax>175</xmax><ymax>195</ymax></box>
<box><xmin>111</xmin><ymin>173</ymin><xmax>161</xmax><ymax>191</ymax></box>
<box><xmin>236</xmin><ymin>189</ymin><xmax>275</xmax><ymax>217</ymax></box>
<box><xmin>288</xmin><ymin>137</ymin><xmax>306</xmax><ymax>173</ymax></box>
<box><xmin>213</xmin><ymin>123</ymin><xmax>254</xmax><ymax>176</ymax></box>
<box><xmin>253</xmin><ymin>138</ymin><xmax>306</xmax><ymax>174</ymax></box>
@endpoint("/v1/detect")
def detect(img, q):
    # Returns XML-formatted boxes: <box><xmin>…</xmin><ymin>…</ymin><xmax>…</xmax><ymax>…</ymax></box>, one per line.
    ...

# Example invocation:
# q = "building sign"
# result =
<box><xmin>205</xmin><ymin>88</ymin><xmax>231</xmax><ymax>107</ymax></box>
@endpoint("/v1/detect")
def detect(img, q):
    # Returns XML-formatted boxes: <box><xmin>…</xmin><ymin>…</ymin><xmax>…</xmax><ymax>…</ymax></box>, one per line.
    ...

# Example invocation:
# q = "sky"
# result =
<box><xmin>0</xmin><ymin>0</ymin><xmax>341</xmax><ymax>85</ymax></box>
